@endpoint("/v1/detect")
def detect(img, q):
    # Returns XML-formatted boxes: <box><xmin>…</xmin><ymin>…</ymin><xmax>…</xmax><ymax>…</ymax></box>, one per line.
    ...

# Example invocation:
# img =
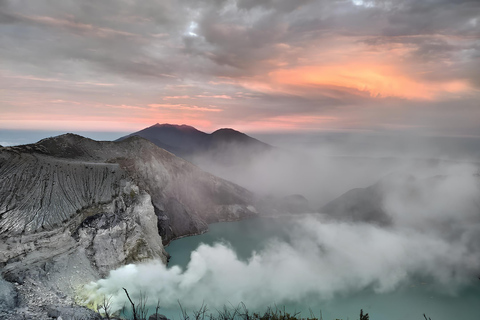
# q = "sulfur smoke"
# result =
<box><xmin>85</xmin><ymin>165</ymin><xmax>480</xmax><ymax>312</ymax></box>
<box><xmin>84</xmin><ymin>135</ymin><xmax>480</xmax><ymax>314</ymax></box>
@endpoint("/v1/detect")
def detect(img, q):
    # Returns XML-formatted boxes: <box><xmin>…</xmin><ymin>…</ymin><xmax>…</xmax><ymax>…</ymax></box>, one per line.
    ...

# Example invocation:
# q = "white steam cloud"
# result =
<box><xmin>84</xmin><ymin>136</ymin><xmax>480</xmax><ymax>314</ymax></box>
<box><xmin>86</xmin><ymin>207</ymin><xmax>480</xmax><ymax>311</ymax></box>
<box><xmin>192</xmin><ymin>133</ymin><xmax>480</xmax><ymax>208</ymax></box>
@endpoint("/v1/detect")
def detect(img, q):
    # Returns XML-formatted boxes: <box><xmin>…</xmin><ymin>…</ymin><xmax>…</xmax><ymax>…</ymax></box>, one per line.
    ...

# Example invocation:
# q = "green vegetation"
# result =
<box><xmin>95</xmin><ymin>288</ymin><xmax>374</xmax><ymax>320</ymax></box>
<box><xmin>130</xmin><ymin>189</ymin><xmax>137</xmax><ymax>199</ymax></box>
<box><xmin>95</xmin><ymin>289</ymin><xmax>435</xmax><ymax>320</ymax></box>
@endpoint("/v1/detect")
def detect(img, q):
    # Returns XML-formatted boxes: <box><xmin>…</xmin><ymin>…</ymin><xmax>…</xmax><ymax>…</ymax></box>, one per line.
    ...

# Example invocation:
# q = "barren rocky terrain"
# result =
<box><xmin>0</xmin><ymin>134</ymin><xmax>260</xmax><ymax>319</ymax></box>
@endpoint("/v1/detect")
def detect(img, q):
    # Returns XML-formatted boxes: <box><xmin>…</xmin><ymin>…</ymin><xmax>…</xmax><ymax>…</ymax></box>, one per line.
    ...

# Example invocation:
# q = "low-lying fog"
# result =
<box><xmin>194</xmin><ymin>132</ymin><xmax>480</xmax><ymax>208</ymax></box>
<box><xmin>85</xmin><ymin>133</ymin><xmax>480</xmax><ymax>317</ymax></box>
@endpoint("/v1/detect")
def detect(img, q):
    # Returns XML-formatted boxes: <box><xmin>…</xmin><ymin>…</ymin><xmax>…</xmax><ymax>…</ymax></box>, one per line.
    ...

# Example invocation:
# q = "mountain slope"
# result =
<box><xmin>117</xmin><ymin>123</ymin><xmax>273</xmax><ymax>162</ymax></box>
<box><xmin>320</xmin><ymin>172</ymin><xmax>480</xmax><ymax>227</ymax></box>
<box><xmin>1</xmin><ymin>133</ymin><xmax>258</xmax><ymax>241</ymax></box>
<box><xmin>0</xmin><ymin>134</ymin><xmax>259</xmax><ymax>319</ymax></box>
<box><xmin>319</xmin><ymin>173</ymin><xmax>421</xmax><ymax>225</ymax></box>
<box><xmin>321</xmin><ymin>185</ymin><xmax>391</xmax><ymax>225</ymax></box>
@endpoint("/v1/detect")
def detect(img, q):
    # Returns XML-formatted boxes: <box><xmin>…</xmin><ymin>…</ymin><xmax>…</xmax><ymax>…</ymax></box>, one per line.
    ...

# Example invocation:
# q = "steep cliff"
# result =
<box><xmin>1</xmin><ymin>134</ymin><xmax>258</xmax><ymax>242</ymax></box>
<box><xmin>0</xmin><ymin>134</ymin><xmax>259</xmax><ymax>319</ymax></box>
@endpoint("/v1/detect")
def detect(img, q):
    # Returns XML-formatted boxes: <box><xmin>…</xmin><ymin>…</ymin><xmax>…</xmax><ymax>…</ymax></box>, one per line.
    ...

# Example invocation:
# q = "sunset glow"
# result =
<box><xmin>0</xmin><ymin>0</ymin><xmax>479</xmax><ymax>136</ymax></box>
<box><xmin>270</xmin><ymin>65</ymin><xmax>471</xmax><ymax>100</ymax></box>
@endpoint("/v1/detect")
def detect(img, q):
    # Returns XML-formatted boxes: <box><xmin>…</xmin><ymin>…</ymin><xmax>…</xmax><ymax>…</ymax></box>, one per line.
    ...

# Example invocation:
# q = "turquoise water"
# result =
<box><xmin>165</xmin><ymin>217</ymin><xmax>480</xmax><ymax>320</ymax></box>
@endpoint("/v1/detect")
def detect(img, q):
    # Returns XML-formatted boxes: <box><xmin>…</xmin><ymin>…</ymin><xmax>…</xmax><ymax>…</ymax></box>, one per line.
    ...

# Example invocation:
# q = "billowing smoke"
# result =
<box><xmin>85</xmin><ymin>220</ymin><xmax>479</xmax><ymax>311</ymax></box>
<box><xmin>84</xmin><ymin>134</ymin><xmax>480</xmax><ymax>314</ymax></box>
<box><xmin>85</xmin><ymin>168</ymin><xmax>480</xmax><ymax>311</ymax></box>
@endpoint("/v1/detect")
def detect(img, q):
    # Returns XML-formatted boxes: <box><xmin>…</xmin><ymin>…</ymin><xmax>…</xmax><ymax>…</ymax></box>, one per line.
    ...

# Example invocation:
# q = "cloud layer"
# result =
<box><xmin>1</xmin><ymin>0</ymin><xmax>479</xmax><ymax>134</ymax></box>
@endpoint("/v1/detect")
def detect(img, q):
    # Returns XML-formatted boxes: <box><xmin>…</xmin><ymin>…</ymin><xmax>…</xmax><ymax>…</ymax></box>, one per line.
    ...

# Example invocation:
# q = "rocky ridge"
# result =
<box><xmin>0</xmin><ymin>134</ymin><xmax>260</xmax><ymax>319</ymax></box>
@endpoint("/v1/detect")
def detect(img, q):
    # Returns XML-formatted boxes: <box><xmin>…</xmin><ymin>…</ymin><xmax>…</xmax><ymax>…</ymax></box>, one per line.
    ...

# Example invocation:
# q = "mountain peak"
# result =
<box><xmin>36</xmin><ymin>133</ymin><xmax>98</xmax><ymax>147</ymax></box>
<box><xmin>211</xmin><ymin>128</ymin><xmax>270</xmax><ymax>149</ymax></box>
<box><xmin>151</xmin><ymin>123</ymin><xmax>198</xmax><ymax>131</ymax></box>
<box><xmin>212</xmin><ymin>128</ymin><xmax>241</xmax><ymax>134</ymax></box>
<box><xmin>116</xmin><ymin>123</ymin><xmax>272</xmax><ymax>160</ymax></box>
<box><xmin>211</xmin><ymin>128</ymin><xmax>248</xmax><ymax>141</ymax></box>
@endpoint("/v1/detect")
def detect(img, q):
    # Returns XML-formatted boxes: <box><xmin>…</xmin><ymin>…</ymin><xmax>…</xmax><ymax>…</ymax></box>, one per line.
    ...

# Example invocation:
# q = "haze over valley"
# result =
<box><xmin>1</xmin><ymin>125</ymin><xmax>480</xmax><ymax>320</ymax></box>
<box><xmin>1</xmin><ymin>0</ymin><xmax>480</xmax><ymax>319</ymax></box>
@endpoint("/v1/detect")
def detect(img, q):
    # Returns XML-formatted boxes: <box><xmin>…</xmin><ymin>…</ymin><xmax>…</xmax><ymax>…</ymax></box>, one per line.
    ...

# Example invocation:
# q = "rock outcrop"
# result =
<box><xmin>0</xmin><ymin>134</ymin><xmax>259</xmax><ymax>319</ymax></box>
<box><xmin>1</xmin><ymin>134</ymin><xmax>258</xmax><ymax>242</ymax></box>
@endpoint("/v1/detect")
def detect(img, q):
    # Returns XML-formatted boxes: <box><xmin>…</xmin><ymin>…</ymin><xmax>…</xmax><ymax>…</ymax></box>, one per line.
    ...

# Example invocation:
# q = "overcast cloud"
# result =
<box><xmin>0</xmin><ymin>0</ymin><xmax>479</xmax><ymax>134</ymax></box>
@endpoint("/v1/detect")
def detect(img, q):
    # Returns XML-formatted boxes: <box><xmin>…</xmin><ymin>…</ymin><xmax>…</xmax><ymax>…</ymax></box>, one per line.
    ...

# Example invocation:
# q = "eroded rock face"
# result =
<box><xmin>0</xmin><ymin>151</ymin><xmax>127</xmax><ymax>235</ymax></box>
<box><xmin>0</xmin><ymin>134</ymin><xmax>259</xmax><ymax>319</ymax></box>
<box><xmin>0</xmin><ymin>274</ymin><xmax>18</xmax><ymax>312</ymax></box>
<box><xmin>110</xmin><ymin>136</ymin><xmax>258</xmax><ymax>243</ymax></box>
<box><xmin>0</xmin><ymin>186</ymin><xmax>166</xmax><ymax>319</ymax></box>
<box><xmin>1</xmin><ymin>133</ymin><xmax>258</xmax><ymax>241</ymax></box>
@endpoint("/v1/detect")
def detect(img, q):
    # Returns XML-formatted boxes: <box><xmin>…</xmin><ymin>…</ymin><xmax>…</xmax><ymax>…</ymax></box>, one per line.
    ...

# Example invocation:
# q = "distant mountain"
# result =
<box><xmin>320</xmin><ymin>173</ymin><xmax>426</xmax><ymax>225</ymax></box>
<box><xmin>117</xmin><ymin>123</ymin><xmax>273</xmax><ymax>162</ymax></box>
<box><xmin>259</xmin><ymin>194</ymin><xmax>313</xmax><ymax>215</ymax></box>
<box><xmin>210</xmin><ymin>127</ymin><xmax>265</xmax><ymax>145</ymax></box>
<box><xmin>320</xmin><ymin>172</ymin><xmax>480</xmax><ymax>226</ymax></box>
<box><xmin>320</xmin><ymin>183</ymin><xmax>392</xmax><ymax>226</ymax></box>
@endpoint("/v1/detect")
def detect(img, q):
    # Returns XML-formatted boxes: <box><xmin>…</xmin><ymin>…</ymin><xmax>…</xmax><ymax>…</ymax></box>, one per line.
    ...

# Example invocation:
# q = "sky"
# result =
<box><xmin>1</xmin><ymin>0</ymin><xmax>479</xmax><ymax>135</ymax></box>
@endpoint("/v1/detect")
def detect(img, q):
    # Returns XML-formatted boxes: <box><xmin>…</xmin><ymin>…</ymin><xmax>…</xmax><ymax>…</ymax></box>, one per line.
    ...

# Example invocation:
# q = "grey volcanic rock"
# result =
<box><xmin>0</xmin><ymin>186</ymin><xmax>166</xmax><ymax>319</ymax></box>
<box><xmin>149</xmin><ymin>314</ymin><xmax>169</xmax><ymax>320</ymax></box>
<box><xmin>0</xmin><ymin>274</ymin><xmax>18</xmax><ymax>311</ymax></box>
<box><xmin>0</xmin><ymin>134</ymin><xmax>259</xmax><ymax>319</ymax></box>
<box><xmin>45</xmin><ymin>305</ymin><xmax>103</xmax><ymax>320</ymax></box>
<box><xmin>1</xmin><ymin>134</ymin><xmax>258</xmax><ymax>242</ymax></box>
<box><xmin>0</xmin><ymin>151</ymin><xmax>126</xmax><ymax>235</ymax></box>
<box><xmin>109</xmin><ymin>135</ymin><xmax>258</xmax><ymax>243</ymax></box>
